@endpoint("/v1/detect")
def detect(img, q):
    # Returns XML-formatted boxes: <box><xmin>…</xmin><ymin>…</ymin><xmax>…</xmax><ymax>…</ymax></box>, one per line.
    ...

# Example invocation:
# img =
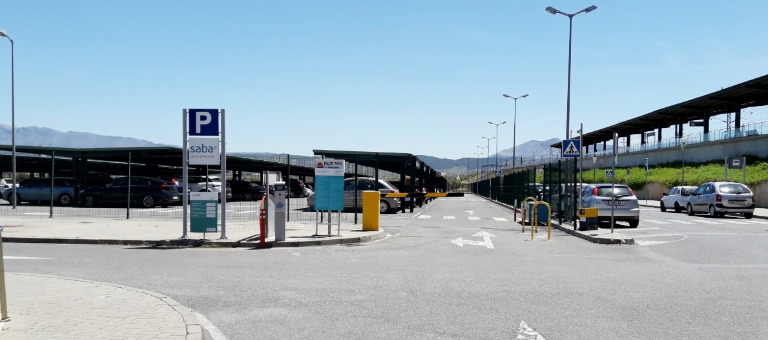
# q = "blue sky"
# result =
<box><xmin>0</xmin><ymin>1</ymin><xmax>766</xmax><ymax>160</ymax></box>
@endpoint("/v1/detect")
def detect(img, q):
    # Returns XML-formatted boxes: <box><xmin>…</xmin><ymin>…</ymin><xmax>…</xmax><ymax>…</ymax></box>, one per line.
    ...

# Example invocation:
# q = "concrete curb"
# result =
<box><xmin>12</xmin><ymin>273</ymin><xmax>203</xmax><ymax>340</ymax></box>
<box><xmin>0</xmin><ymin>229</ymin><xmax>387</xmax><ymax>248</ymax></box>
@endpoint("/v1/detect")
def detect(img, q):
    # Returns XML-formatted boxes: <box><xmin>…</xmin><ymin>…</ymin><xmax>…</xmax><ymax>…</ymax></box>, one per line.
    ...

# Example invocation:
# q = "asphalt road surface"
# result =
<box><xmin>4</xmin><ymin>196</ymin><xmax>768</xmax><ymax>339</ymax></box>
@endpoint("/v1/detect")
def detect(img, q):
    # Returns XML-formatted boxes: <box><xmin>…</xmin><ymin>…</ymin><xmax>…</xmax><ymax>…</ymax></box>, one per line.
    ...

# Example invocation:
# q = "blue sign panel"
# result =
<box><xmin>562</xmin><ymin>139</ymin><xmax>581</xmax><ymax>158</ymax></box>
<box><xmin>188</xmin><ymin>109</ymin><xmax>219</xmax><ymax>136</ymax></box>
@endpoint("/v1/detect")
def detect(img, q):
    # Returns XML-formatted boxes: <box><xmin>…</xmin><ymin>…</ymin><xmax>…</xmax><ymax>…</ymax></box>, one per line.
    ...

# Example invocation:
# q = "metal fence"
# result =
<box><xmin>471</xmin><ymin>158</ymin><xmax>579</xmax><ymax>225</ymax></box>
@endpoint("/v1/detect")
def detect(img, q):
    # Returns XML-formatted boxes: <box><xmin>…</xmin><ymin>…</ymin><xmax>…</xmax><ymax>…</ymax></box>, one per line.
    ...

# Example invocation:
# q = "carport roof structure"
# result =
<box><xmin>312</xmin><ymin>149</ymin><xmax>434</xmax><ymax>175</ymax></box>
<box><xmin>552</xmin><ymin>73</ymin><xmax>768</xmax><ymax>148</ymax></box>
<box><xmin>0</xmin><ymin>145</ymin><xmax>317</xmax><ymax>178</ymax></box>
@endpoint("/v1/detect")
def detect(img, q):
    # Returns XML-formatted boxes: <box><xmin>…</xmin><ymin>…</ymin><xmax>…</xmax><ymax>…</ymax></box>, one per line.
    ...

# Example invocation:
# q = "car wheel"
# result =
<box><xmin>629</xmin><ymin>220</ymin><xmax>639</xmax><ymax>228</ymax></box>
<box><xmin>58</xmin><ymin>193</ymin><xmax>73</xmax><ymax>206</ymax></box>
<box><xmin>660</xmin><ymin>202</ymin><xmax>666</xmax><ymax>212</ymax></box>
<box><xmin>141</xmin><ymin>195</ymin><xmax>156</xmax><ymax>208</ymax></box>
<box><xmin>708</xmin><ymin>205</ymin><xmax>717</xmax><ymax>218</ymax></box>
<box><xmin>379</xmin><ymin>200</ymin><xmax>390</xmax><ymax>214</ymax></box>
<box><xmin>674</xmin><ymin>202</ymin><xmax>681</xmax><ymax>213</ymax></box>
<box><xmin>7</xmin><ymin>194</ymin><xmax>20</xmax><ymax>205</ymax></box>
<box><xmin>745</xmin><ymin>212</ymin><xmax>754</xmax><ymax>219</ymax></box>
<box><xmin>687</xmin><ymin>204</ymin><xmax>694</xmax><ymax>216</ymax></box>
<box><xmin>84</xmin><ymin>195</ymin><xmax>97</xmax><ymax>208</ymax></box>
<box><xmin>245</xmin><ymin>193</ymin><xmax>253</xmax><ymax>201</ymax></box>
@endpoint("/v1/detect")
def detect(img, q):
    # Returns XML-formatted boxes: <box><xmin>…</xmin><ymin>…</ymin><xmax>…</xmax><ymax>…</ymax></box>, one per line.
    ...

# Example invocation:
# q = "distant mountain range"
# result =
<box><xmin>0</xmin><ymin>124</ymin><xmax>167</xmax><ymax>148</ymax></box>
<box><xmin>0</xmin><ymin>125</ymin><xmax>560</xmax><ymax>175</ymax></box>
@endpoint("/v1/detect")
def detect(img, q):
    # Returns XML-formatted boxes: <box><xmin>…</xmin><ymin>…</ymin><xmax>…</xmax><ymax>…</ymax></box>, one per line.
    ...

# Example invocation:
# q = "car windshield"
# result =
<box><xmin>596</xmin><ymin>186</ymin><xmax>632</xmax><ymax>197</ymax></box>
<box><xmin>681</xmin><ymin>187</ymin><xmax>695</xmax><ymax>196</ymax></box>
<box><xmin>719</xmin><ymin>183</ymin><xmax>750</xmax><ymax>194</ymax></box>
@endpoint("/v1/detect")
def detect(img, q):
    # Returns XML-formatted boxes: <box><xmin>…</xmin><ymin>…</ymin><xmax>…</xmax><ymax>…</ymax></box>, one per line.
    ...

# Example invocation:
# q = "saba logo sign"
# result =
<box><xmin>188</xmin><ymin>137</ymin><xmax>220</xmax><ymax>165</ymax></box>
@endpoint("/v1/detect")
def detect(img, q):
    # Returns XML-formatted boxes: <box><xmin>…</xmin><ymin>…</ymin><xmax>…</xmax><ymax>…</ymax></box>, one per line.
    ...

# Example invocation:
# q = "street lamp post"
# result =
<box><xmin>545</xmin><ymin>5</ymin><xmax>598</xmax><ymax>140</ymax></box>
<box><xmin>503</xmin><ymin>94</ymin><xmax>529</xmax><ymax>174</ymax></box>
<box><xmin>488</xmin><ymin>121</ymin><xmax>506</xmax><ymax>173</ymax></box>
<box><xmin>0</xmin><ymin>31</ymin><xmax>15</xmax><ymax>209</ymax></box>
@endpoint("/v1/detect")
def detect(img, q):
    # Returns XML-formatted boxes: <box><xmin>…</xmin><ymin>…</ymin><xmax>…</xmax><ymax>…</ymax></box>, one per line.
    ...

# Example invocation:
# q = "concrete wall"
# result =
<box><xmin>583</xmin><ymin>134</ymin><xmax>768</xmax><ymax>170</ymax></box>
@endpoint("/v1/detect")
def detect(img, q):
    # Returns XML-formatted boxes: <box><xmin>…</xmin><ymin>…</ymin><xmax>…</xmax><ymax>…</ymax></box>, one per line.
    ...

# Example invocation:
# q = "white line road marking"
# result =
<box><xmin>493</xmin><ymin>217</ymin><xmax>508</xmax><ymax>222</ymax></box>
<box><xmin>23</xmin><ymin>213</ymin><xmax>50</xmax><ymax>216</ymax></box>
<box><xmin>632</xmin><ymin>234</ymin><xmax>685</xmax><ymax>238</ymax></box>
<box><xmin>4</xmin><ymin>256</ymin><xmax>52</xmax><ymax>260</ymax></box>
<box><xmin>193</xmin><ymin>311</ymin><xmax>229</xmax><ymax>340</ymax></box>
<box><xmin>635</xmin><ymin>240</ymin><xmax>673</xmax><ymax>246</ymax></box>
<box><xmin>643</xmin><ymin>220</ymin><xmax>670</xmax><ymax>224</ymax></box>
<box><xmin>517</xmin><ymin>320</ymin><xmax>545</xmax><ymax>340</ymax></box>
<box><xmin>695</xmin><ymin>220</ymin><xmax>722</xmax><ymax>224</ymax></box>
<box><xmin>745</xmin><ymin>220</ymin><xmax>768</xmax><ymax>224</ymax></box>
<box><xmin>465</xmin><ymin>210</ymin><xmax>474</xmax><ymax>215</ymax></box>
<box><xmin>443</xmin><ymin>216</ymin><xmax>455</xmax><ymax>219</ymax></box>
<box><xmin>667</xmin><ymin>220</ymin><xmax>696</xmax><ymax>225</ymax></box>
<box><xmin>720</xmin><ymin>220</ymin><xmax>749</xmax><ymax>225</ymax></box>
<box><xmin>418</xmin><ymin>215</ymin><xmax>431</xmax><ymax>219</ymax></box>
<box><xmin>468</xmin><ymin>217</ymin><xmax>481</xmax><ymax>221</ymax></box>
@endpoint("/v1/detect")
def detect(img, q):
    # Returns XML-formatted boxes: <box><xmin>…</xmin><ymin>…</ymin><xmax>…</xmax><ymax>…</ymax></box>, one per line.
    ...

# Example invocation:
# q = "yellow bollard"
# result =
<box><xmin>362</xmin><ymin>191</ymin><xmax>381</xmax><ymax>231</ymax></box>
<box><xmin>531</xmin><ymin>202</ymin><xmax>552</xmax><ymax>241</ymax></box>
<box><xmin>521</xmin><ymin>197</ymin><xmax>536</xmax><ymax>233</ymax></box>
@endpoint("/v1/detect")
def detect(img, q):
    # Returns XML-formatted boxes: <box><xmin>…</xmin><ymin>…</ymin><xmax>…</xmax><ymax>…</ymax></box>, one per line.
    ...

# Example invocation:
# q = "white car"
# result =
<box><xmin>660</xmin><ymin>186</ymin><xmax>698</xmax><ymax>213</ymax></box>
<box><xmin>1</xmin><ymin>178</ymin><xmax>17</xmax><ymax>199</ymax></box>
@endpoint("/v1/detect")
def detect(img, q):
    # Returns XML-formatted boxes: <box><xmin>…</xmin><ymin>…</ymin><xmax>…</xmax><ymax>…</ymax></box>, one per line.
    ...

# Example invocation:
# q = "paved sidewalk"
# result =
<box><xmin>0</xmin><ymin>273</ymin><xmax>201</xmax><ymax>340</ymax></box>
<box><xmin>0</xmin><ymin>216</ymin><xmax>385</xmax><ymax>248</ymax></box>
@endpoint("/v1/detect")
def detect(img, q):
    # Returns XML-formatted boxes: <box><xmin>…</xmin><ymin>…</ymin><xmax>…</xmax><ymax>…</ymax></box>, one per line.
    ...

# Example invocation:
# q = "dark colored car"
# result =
<box><xmin>78</xmin><ymin>176</ymin><xmax>181</xmax><ymax>208</ymax></box>
<box><xmin>228</xmin><ymin>180</ymin><xmax>266</xmax><ymax>201</ymax></box>
<box><xmin>287</xmin><ymin>178</ymin><xmax>307</xmax><ymax>198</ymax></box>
<box><xmin>54</xmin><ymin>170</ymin><xmax>113</xmax><ymax>189</ymax></box>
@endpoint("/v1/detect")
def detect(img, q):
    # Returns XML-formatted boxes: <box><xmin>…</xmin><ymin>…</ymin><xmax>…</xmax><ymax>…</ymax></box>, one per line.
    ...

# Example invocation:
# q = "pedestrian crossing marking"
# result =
<box><xmin>418</xmin><ymin>215</ymin><xmax>431</xmax><ymax>219</ymax></box>
<box><xmin>493</xmin><ymin>217</ymin><xmax>508</xmax><ymax>222</ymax></box>
<box><xmin>443</xmin><ymin>216</ymin><xmax>455</xmax><ymax>219</ymax></box>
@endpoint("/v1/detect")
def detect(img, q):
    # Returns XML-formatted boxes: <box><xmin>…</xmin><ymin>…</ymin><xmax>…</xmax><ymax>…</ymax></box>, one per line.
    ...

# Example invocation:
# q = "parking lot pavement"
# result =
<box><xmin>0</xmin><ymin>215</ymin><xmax>384</xmax><ymax>248</ymax></box>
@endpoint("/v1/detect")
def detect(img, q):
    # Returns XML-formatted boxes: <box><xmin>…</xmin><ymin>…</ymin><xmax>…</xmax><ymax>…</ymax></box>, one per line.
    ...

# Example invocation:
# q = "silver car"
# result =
<box><xmin>686</xmin><ymin>181</ymin><xmax>755</xmax><ymax>218</ymax></box>
<box><xmin>5</xmin><ymin>177</ymin><xmax>77</xmax><ymax>206</ymax></box>
<box><xmin>581</xmin><ymin>183</ymin><xmax>640</xmax><ymax>228</ymax></box>
<box><xmin>307</xmin><ymin>177</ymin><xmax>400</xmax><ymax>214</ymax></box>
<box><xmin>660</xmin><ymin>186</ymin><xmax>698</xmax><ymax>213</ymax></box>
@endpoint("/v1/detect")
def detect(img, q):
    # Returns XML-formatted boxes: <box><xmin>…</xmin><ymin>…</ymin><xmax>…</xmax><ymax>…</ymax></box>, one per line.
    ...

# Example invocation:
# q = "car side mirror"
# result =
<box><xmin>662</xmin><ymin>193</ymin><xmax>667</xmax><ymax>196</ymax></box>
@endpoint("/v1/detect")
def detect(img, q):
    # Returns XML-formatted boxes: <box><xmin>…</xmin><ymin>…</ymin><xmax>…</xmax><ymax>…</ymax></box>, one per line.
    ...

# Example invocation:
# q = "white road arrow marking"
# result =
<box><xmin>517</xmin><ymin>321</ymin><xmax>546</xmax><ymax>340</ymax></box>
<box><xmin>493</xmin><ymin>217</ymin><xmax>508</xmax><ymax>222</ymax></box>
<box><xmin>451</xmin><ymin>231</ymin><xmax>496</xmax><ymax>249</ymax></box>
<box><xmin>465</xmin><ymin>211</ymin><xmax>474</xmax><ymax>215</ymax></box>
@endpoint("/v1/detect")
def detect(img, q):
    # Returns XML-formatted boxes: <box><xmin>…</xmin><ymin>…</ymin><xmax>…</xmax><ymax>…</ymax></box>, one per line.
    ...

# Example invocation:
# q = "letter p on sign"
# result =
<box><xmin>188</xmin><ymin>109</ymin><xmax>219</xmax><ymax>136</ymax></box>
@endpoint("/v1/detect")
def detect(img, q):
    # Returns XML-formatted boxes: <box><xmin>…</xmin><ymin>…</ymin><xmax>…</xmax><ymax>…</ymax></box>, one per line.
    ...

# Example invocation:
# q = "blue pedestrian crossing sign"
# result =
<box><xmin>495</xmin><ymin>170</ymin><xmax>502</xmax><ymax>177</ymax></box>
<box><xmin>562</xmin><ymin>139</ymin><xmax>581</xmax><ymax>157</ymax></box>
<box><xmin>605</xmin><ymin>169</ymin><xmax>614</xmax><ymax>178</ymax></box>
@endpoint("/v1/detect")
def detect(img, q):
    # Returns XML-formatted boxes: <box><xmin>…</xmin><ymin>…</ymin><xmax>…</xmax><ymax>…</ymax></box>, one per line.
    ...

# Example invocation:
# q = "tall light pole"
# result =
<box><xmin>482</xmin><ymin>137</ymin><xmax>494</xmax><ymax>170</ymax></box>
<box><xmin>473</xmin><ymin>152</ymin><xmax>483</xmax><ymax>183</ymax></box>
<box><xmin>0</xmin><ymin>31</ymin><xmax>15</xmax><ymax>209</ymax></box>
<box><xmin>488</xmin><ymin>121</ymin><xmax>506</xmax><ymax>173</ymax></box>
<box><xmin>503</xmin><ymin>94</ymin><xmax>529</xmax><ymax>174</ymax></box>
<box><xmin>545</xmin><ymin>5</ymin><xmax>597</xmax><ymax>140</ymax></box>
<box><xmin>477</xmin><ymin>145</ymin><xmax>487</xmax><ymax>172</ymax></box>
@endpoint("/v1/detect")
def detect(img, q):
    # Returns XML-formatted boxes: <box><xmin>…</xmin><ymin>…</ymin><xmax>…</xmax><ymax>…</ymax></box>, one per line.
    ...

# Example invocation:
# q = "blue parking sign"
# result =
<box><xmin>189</xmin><ymin>109</ymin><xmax>219</xmax><ymax>136</ymax></box>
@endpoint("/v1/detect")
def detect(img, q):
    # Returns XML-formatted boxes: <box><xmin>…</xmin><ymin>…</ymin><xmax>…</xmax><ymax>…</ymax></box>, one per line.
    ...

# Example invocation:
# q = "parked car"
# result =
<box><xmin>307</xmin><ymin>177</ymin><xmax>401</xmax><ymax>213</ymax></box>
<box><xmin>4</xmin><ymin>177</ymin><xmax>77</xmax><ymax>206</ymax></box>
<box><xmin>303</xmin><ymin>183</ymin><xmax>314</xmax><ymax>197</ymax></box>
<box><xmin>581</xmin><ymin>183</ymin><xmax>640</xmax><ymax>228</ymax></box>
<box><xmin>660</xmin><ymin>186</ymin><xmax>698</xmax><ymax>213</ymax></box>
<box><xmin>287</xmin><ymin>178</ymin><xmax>308</xmax><ymax>198</ymax></box>
<box><xmin>228</xmin><ymin>180</ymin><xmax>266</xmax><ymax>201</ymax></box>
<box><xmin>1</xmin><ymin>178</ymin><xmax>16</xmax><ymax>198</ymax></box>
<box><xmin>78</xmin><ymin>176</ymin><xmax>180</xmax><ymax>208</ymax></box>
<box><xmin>686</xmin><ymin>181</ymin><xmax>755</xmax><ymax>218</ymax></box>
<box><xmin>179</xmin><ymin>176</ymin><xmax>232</xmax><ymax>201</ymax></box>
<box><xmin>54</xmin><ymin>170</ymin><xmax>113</xmax><ymax>189</ymax></box>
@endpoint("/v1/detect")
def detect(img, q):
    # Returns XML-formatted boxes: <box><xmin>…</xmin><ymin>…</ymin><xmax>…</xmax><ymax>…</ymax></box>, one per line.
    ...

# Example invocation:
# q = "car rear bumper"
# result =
<box><xmin>714</xmin><ymin>203</ymin><xmax>755</xmax><ymax>213</ymax></box>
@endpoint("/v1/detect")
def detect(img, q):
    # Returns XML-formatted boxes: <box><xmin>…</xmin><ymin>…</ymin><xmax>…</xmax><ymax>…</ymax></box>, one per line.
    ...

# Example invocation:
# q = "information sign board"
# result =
<box><xmin>188</xmin><ymin>137</ymin><xmax>220</xmax><ymax>165</ymax></box>
<box><xmin>190</xmin><ymin>192</ymin><xmax>218</xmax><ymax>233</ymax></box>
<box><xmin>314</xmin><ymin>159</ymin><xmax>345</xmax><ymax>211</ymax></box>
